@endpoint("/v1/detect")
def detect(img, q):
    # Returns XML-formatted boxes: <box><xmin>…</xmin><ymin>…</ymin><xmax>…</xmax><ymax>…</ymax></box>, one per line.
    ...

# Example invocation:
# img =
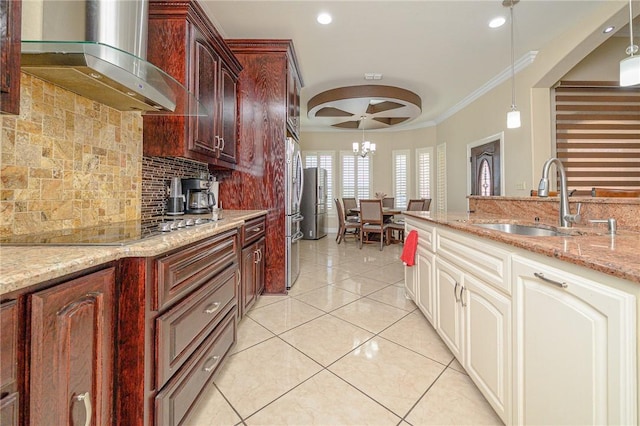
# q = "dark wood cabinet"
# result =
<box><xmin>221</xmin><ymin>40</ymin><xmax>303</xmax><ymax>294</ymax></box>
<box><xmin>143</xmin><ymin>0</ymin><xmax>242</xmax><ymax>169</ymax></box>
<box><xmin>0</xmin><ymin>0</ymin><xmax>21</xmax><ymax>115</ymax></box>
<box><xmin>29</xmin><ymin>267</ymin><xmax>115</xmax><ymax>426</ymax></box>
<box><xmin>117</xmin><ymin>230</ymin><xmax>239</xmax><ymax>426</ymax></box>
<box><xmin>0</xmin><ymin>300</ymin><xmax>18</xmax><ymax>426</ymax></box>
<box><xmin>287</xmin><ymin>61</ymin><xmax>301</xmax><ymax>138</ymax></box>
<box><xmin>240</xmin><ymin>215</ymin><xmax>266</xmax><ymax>317</ymax></box>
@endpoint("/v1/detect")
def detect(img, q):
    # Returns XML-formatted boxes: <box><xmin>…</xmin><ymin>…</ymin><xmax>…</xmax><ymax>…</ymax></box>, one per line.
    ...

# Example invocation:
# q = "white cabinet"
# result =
<box><xmin>463</xmin><ymin>273</ymin><xmax>512</xmax><ymax>422</ymax></box>
<box><xmin>434</xmin><ymin>255</ymin><xmax>511</xmax><ymax>423</ymax></box>
<box><xmin>512</xmin><ymin>255</ymin><xmax>637</xmax><ymax>426</ymax></box>
<box><xmin>416</xmin><ymin>247</ymin><xmax>435</xmax><ymax>324</ymax></box>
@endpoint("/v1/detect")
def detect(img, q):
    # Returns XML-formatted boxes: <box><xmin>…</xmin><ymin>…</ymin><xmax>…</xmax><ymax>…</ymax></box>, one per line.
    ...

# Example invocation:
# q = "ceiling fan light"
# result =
<box><xmin>620</xmin><ymin>55</ymin><xmax>640</xmax><ymax>87</ymax></box>
<box><xmin>507</xmin><ymin>109</ymin><xmax>521</xmax><ymax>129</ymax></box>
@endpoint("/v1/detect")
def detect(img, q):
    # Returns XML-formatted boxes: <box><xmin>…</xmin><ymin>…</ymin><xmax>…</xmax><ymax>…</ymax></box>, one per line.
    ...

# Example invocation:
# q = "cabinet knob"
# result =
<box><xmin>204</xmin><ymin>302</ymin><xmax>221</xmax><ymax>314</ymax></box>
<box><xmin>73</xmin><ymin>392</ymin><xmax>92</xmax><ymax>426</ymax></box>
<box><xmin>203</xmin><ymin>355</ymin><xmax>221</xmax><ymax>372</ymax></box>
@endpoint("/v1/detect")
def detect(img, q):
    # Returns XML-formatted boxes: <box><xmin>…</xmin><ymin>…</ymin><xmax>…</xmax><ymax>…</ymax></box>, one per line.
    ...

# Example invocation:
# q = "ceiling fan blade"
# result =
<box><xmin>315</xmin><ymin>107</ymin><xmax>352</xmax><ymax>117</ymax></box>
<box><xmin>366</xmin><ymin>101</ymin><xmax>404</xmax><ymax>114</ymax></box>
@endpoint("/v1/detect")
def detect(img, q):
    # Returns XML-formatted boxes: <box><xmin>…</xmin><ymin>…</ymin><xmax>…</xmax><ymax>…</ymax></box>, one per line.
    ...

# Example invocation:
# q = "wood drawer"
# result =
<box><xmin>0</xmin><ymin>300</ymin><xmax>17</xmax><ymax>390</ymax></box>
<box><xmin>405</xmin><ymin>218</ymin><xmax>435</xmax><ymax>253</ymax></box>
<box><xmin>156</xmin><ymin>230</ymin><xmax>237</xmax><ymax>310</ymax></box>
<box><xmin>156</xmin><ymin>265</ymin><xmax>237</xmax><ymax>389</ymax></box>
<box><xmin>155</xmin><ymin>311</ymin><xmax>236</xmax><ymax>426</ymax></box>
<box><xmin>241</xmin><ymin>216</ymin><xmax>266</xmax><ymax>247</ymax></box>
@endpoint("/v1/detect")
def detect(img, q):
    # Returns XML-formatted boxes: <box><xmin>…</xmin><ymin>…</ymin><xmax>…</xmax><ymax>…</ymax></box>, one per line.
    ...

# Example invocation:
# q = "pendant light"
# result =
<box><xmin>352</xmin><ymin>116</ymin><xmax>376</xmax><ymax>158</ymax></box>
<box><xmin>620</xmin><ymin>0</ymin><xmax>640</xmax><ymax>87</ymax></box>
<box><xmin>504</xmin><ymin>0</ymin><xmax>521</xmax><ymax>129</ymax></box>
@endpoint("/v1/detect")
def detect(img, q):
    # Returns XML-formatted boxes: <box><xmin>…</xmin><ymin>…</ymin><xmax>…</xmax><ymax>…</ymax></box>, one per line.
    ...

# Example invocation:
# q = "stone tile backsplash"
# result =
<box><xmin>0</xmin><ymin>73</ymin><xmax>143</xmax><ymax>236</ymax></box>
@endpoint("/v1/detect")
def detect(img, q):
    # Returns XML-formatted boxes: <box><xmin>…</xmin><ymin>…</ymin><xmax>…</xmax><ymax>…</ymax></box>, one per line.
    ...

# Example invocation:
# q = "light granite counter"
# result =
<box><xmin>0</xmin><ymin>210</ymin><xmax>267</xmax><ymax>296</ymax></box>
<box><xmin>405</xmin><ymin>211</ymin><xmax>640</xmax><ymax>285</ymax></box>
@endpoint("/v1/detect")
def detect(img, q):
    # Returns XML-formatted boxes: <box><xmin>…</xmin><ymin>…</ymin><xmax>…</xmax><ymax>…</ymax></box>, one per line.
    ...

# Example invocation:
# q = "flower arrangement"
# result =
<box><xmin>375</xmin><ymin>192</ymin><xmax>387</xmax><ymax>199</ymax></box>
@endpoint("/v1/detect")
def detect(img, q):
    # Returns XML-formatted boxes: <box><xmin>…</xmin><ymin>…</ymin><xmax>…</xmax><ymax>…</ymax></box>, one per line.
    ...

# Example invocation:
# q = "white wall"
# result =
<box><xmin>300</xmin><ymin>1</ymin><xmax>634</xmax><ymax>213</ymax></box>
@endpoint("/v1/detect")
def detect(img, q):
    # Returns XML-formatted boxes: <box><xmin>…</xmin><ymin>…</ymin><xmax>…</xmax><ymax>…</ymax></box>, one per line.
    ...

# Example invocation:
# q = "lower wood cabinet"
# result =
<box><xmin>0</xmin><ymin>300</ymin><xmax>18</xmax><ymax>426</ymax></box>
<box><xmin>29</xmin><ymin>267</ymin><xmax>115</xmax><ymax>426</ymax></box>
<box><xmin>239</xmin><ymin>215</ymin><xmax>266</xmax><ymax>318</ymax></box>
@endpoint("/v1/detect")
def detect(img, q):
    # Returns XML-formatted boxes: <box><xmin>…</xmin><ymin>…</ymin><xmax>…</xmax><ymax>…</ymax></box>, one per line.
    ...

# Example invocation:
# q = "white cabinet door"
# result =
<box><xmin>463</xmin><ymin>273</ymin><xmax>511</xmax><ymax>424</ymax></box>
<box><xmin>435</xmin><ymin>257</ymin><xmax>464</xmax><ymax>362</ymax></box>
<box><xmin>512</xmin><ymin>255</ymin><xmax>637</xmax><ymax>426</ymax></box>
<box><xmin>416</xmin><ymin>247</ymin><xmax>435</xmax><ymax>324</ymax></box>
<box><xmin>404</xmin><ymin>262</ymin><xmax>416</xmax><ymax>301</ymax></box>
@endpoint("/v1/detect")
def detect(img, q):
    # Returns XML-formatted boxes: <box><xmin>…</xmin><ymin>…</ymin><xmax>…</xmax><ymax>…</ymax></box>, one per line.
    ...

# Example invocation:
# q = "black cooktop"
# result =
<box><xmin>0</xmin><ymin>216</ymin><xmax>212</xmax><ymax>246</ymax></box>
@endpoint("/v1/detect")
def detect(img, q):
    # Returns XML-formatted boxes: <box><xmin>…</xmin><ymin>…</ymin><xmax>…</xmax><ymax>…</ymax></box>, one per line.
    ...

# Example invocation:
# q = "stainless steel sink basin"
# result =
<box><xmin>472</xmin><ymin>223</ymin><xmax>564</xmax><ymax>237</ymax></box>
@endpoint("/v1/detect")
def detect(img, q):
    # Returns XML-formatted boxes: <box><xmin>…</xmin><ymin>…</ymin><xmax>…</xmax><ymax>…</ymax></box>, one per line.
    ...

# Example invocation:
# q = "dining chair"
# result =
<box><xmin>334</xmin><ymin>198</ymin><xmax>361</xmax><ymax>244</ymax></box>
<box><xmin>407</xmin><ymin>199</ymin><xmax>425</xmax><ymax>211</ymax></box>
<box><xmin>359</xmin><ymin>199</ymin><xmax>388</xmax><ymax>250</ymax></box>
<box><xmin>382</xmin><ymin>197</ymin><xmax>395</xmax><ymax>208</ymax></box>
<box><xmin>422</xmin><ymin>198</ymin><xmax>431</xmax><ymax>210</ymax></box>
<box><xmin>342</xmin><ymin>197</ymin><xmax>359</xmax><ymax>221</ymax></box>
<box><xmin>591</xmin><ymin>187</ymin><xmax>640</xmax><ymax>198</ymax></box>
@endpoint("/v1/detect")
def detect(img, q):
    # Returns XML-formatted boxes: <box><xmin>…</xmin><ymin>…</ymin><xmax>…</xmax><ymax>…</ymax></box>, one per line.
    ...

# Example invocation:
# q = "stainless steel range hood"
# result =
<box><xmin>21</xmin><ymin>0</ymin><xmax>203</xmax><ymax>115</ymax></box>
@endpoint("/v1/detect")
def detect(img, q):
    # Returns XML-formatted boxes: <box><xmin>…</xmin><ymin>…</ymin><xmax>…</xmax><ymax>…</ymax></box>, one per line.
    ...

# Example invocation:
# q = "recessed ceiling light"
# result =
<box><xmin>603</xmin><ymin>25</ymin><xmax>615</xmax><ymax>34</ymax></box>
<box><xmin>489</xmin><ymin>16</ymin><xmax>506</xmax><ymax>28</ymax></box>
<box><xmin>317</xmin><ymin>12</ymin><xmax>332</xmax><ymax>25</ymax></box>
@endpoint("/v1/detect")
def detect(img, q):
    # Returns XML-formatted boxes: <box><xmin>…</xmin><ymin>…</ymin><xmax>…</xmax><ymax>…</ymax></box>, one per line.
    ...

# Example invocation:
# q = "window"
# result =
<box><xmin>392</xmin><ymin>150</ymin><xmax>409</xmax><ymax>209</ymax></box>
<box><xmin>340</xmin><ymin>151</ymin><xmax>371</xmax><ymax>200</ymax></box>
<box><xmin>554</xmin><ymin>81</ymin><xmax>640</xmax><ymax>195</ymax></box>
<box><xmin>416</xmin><ymin>147</ymin><xmax>433</xmax><ymax>200</ymax></box>
<box><xmin>303</xmin><ymin>151</ymin><xmax>335</xmax><ymax>211</ymax></box>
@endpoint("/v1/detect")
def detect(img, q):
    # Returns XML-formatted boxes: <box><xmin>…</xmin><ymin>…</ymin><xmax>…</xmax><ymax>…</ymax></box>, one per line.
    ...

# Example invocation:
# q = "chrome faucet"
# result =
<box><xmin>538</xmin><ymin>157</ymin><xmax>581</xmax><ymax>227</ymax></box>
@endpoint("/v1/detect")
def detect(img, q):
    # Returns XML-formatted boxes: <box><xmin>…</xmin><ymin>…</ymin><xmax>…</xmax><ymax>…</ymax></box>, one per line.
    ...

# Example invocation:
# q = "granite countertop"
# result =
<box><xmin>0</xmin><ymin>210</ymin><xmax>267</xmax><ymax>296</ymax></box>
<box><xmin>404</xmin><ymin>211</ymin><xmax>640</xmax><ymax>285</ymax></box>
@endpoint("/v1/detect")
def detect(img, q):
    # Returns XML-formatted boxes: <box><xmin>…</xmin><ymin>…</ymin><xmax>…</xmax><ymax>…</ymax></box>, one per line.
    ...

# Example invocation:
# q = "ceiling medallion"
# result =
<box><xmin>307</xmin><ymin>85</ymin><xmax>422</xmax><ymax>130</ymax></box>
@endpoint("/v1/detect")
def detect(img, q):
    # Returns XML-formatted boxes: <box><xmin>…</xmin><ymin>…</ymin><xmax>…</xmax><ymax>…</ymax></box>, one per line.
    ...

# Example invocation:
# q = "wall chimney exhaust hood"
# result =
<box><xmin>21</xmin><ymin>0</ymin><xmax>204</xmax><ymax>116</ymax></box>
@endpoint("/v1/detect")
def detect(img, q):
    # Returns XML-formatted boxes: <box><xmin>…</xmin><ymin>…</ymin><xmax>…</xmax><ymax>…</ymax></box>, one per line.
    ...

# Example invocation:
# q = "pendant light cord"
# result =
<box><xmin>628</xmin><ymin>0</ymin><xmax>638</xmax><ymax>56</ymax></box>
<box><xmin>510</xmin><ymin>3</ymin><xmax>516</xmax><ymax>109</ymax></box>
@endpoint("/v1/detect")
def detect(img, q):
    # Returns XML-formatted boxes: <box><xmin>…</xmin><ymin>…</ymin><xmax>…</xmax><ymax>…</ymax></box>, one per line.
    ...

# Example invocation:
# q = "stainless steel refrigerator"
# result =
<box><xmin>285</xmin><ymin>137</ymin><xmax>304</xmax><ymax>289</ymax></box>
<box><xmin>301</xmin><ymin>167</ymin><xmax>327</xmax><ymax>240</ymax></box>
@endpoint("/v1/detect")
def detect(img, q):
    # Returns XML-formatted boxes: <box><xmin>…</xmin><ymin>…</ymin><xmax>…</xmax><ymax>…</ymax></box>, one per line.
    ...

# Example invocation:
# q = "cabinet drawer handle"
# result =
<box><xmin>203</xmin><ymin>355</ymin><xmax>221</xmax><ymax>372</ymax></box>
<box><xmin>204</xmin><ymin>302</ymin><xmax>221</xmax><ymax>314</ymax></box>
<box><xmin>454</xmin><ymin>282</ymin><xmax>460</xmax><ymax>303</ymax></box>
<box><xmin>533</xmin><ymin>272</ymin><xmax>568</xmax><ymax>289</ymax></box>
<box><xmin>73</xmin><ymin>392</ymin><xmax>92</xmax><ymax>426</ymax></box>
<box><xmin>252</xmin><ymin>227</ymin><xmax>262</xmax><ymax>233</ymax></box>
<box><xmin>460</xmin><ymin>286</ymin><xmax>467</xmax><ymax>307</ymax></box>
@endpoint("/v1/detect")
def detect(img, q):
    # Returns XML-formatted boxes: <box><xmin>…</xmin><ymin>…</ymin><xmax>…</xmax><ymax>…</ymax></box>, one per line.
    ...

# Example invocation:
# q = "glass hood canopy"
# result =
<box><xmin>21</xmin><ymin>41</ymin><xmax>207</xmax><ymax>116</ymax></box>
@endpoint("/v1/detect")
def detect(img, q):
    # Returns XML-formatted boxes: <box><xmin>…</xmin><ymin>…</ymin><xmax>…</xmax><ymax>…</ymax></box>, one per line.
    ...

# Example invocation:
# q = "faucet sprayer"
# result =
<box><xmin>538</xmin><ymin>157</ymin><xmax>581</xmax><ymax>228</ymax></box>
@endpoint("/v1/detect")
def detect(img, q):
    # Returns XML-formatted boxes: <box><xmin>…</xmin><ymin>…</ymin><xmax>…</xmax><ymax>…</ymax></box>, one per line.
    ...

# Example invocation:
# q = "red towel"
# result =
<box><xmin>400</xmin><ymin>230</ymin><xmax>418</xmax><ymax>266</ymax></box>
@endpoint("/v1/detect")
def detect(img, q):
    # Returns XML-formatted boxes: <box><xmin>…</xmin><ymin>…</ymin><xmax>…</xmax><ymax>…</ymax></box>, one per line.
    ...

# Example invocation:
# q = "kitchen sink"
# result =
<box><xmin>472</xmin><ymin>223</ymin><xmax>565</xmax><ymax>237</ymax></box>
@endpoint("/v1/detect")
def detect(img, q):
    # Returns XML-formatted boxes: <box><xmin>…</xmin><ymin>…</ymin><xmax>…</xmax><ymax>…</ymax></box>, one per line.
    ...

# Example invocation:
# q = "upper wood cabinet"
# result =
<box><xmin>0</xmin><ymin>0</ymin><xmax>21</xmax><ymax>115</ymax></box>
<box><xmin>286</xmin><ymin>60</ymin><xmax>301</xmax><ymax>139</ymax></box>
<box><xmin>143</xmin><ymin>0</ymin><xmax>242</xmax><ymax>169</ymax></box>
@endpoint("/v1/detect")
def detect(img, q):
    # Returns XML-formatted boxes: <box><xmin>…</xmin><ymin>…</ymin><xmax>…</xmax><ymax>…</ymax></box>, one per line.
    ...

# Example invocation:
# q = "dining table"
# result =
<box><xmin>348</xmin><ymin>207</ymin><xmax>402</xmax><ymax>217</ymax></box>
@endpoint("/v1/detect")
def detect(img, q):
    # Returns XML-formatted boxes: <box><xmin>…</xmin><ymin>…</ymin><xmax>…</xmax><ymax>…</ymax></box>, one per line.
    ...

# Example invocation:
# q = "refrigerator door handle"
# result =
<box><xmin>295</xmin><ymin>150</ymin><xmax>304</xmax><ymax>208</ymax></box>
<box><xmin>292</xmin><ymin>230</ymin><xmax>304</xmax><ymax>242</ymax></box>
<box><xmin>292</xmin><ymin>214</ymin><xmax>304</xmax><ymax>223</ymax></box>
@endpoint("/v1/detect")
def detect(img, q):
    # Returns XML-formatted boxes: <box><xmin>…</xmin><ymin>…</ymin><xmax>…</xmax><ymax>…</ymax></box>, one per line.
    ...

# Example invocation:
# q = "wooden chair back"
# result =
<box><xmin>407</xmin><ymin>199</ymin><xmax>425</xmax><ymax>211</ymax></box>
<box><xmin>422</xmin><ymin>199</ymin><xmax>431</xmax><ymax>210</ymax></box>
<box><xmin>334</xmin><ymin>198</ymin><xmax>346</xmax><ymax>227</ymax></box>
<box><xmin>382</xmin><ymin>197</ymin><xmax>395</xmax><ymax>208</ymax></box>
<box><xmin>591</xmin><ymin>187</ymin><xmax>640</xmax><ymax>198</ymax></box>
<box><xmin>342</xmin><ymin>197</ymin><xmax>357</xmax><ymax>214</ymax></box>
<box><xmin>359</xmin><ymin>199</ymin><xmax>384</xmax><ymax>224</ymax></box>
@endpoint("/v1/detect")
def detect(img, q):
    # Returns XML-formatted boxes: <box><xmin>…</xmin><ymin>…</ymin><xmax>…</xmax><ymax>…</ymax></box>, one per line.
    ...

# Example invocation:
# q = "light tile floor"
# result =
<box><xmin>185</xmin><ymin>235</ymin><xmax>503</xmax><ymax>425</ymax></box>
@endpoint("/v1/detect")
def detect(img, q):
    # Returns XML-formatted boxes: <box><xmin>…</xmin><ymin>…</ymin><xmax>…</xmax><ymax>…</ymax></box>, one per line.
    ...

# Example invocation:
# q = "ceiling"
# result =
<box><xmin>200</xmin><ymin>1</ymin><xmax>635</xmax><ymax>132</ymax></box>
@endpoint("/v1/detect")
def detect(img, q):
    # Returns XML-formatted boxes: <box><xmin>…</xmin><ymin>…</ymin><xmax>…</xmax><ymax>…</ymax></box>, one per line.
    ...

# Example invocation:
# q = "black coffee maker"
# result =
<box><xmin>182</xmin><ymin>178</ymin><xmax>215</xmax><ymax>214</ymax></box>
